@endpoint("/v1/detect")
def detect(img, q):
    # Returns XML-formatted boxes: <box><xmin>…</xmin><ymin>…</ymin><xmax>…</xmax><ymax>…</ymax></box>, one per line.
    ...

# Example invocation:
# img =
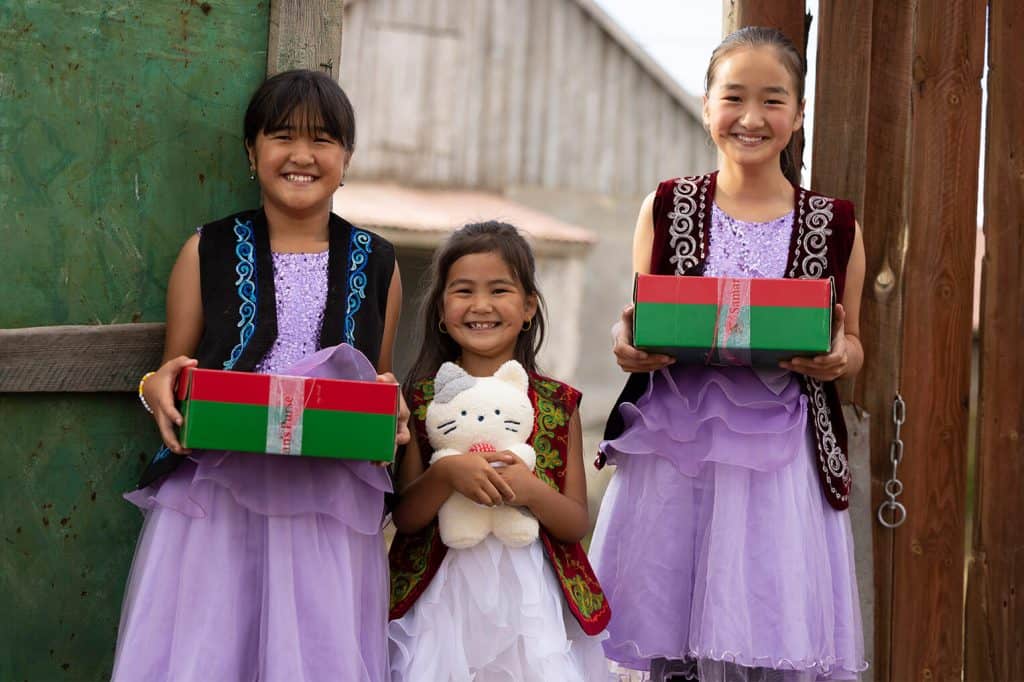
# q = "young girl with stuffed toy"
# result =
<box><xmin>590</xmin><ymin>27</ymin><xmax>869</xmax><ymax>682</ymax></box>
<box><xmin>387</xmin><ymin>221</ymin><xmax>611</xmax><ymax>681</ymax></box>
<box><xmin>112</xmin><ymin>69</ymin><xmax>406</xmax><ymax>682</ymax></box>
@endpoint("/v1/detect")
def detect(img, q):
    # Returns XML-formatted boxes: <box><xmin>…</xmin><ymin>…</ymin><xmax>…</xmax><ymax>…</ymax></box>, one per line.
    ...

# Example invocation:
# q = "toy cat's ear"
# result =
<box><xmin>435</xmin><ymin>362</ymin><xmax>475</xmax><ymax>404</ymax></box>
<box><xmin>494</xmin><ymin>360</ymin><xmax>528</xmax><ymax>392</ymax></box>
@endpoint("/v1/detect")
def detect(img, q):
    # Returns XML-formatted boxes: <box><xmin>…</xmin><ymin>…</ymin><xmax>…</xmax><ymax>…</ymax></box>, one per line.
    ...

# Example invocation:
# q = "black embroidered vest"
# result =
<box><xmin>602</xmin><ymin>172</ymin><xmax>857</xmax><ymax>510</ymax></box>
<box><xmin>137</xmin><ymin>208</ymin><xmax>395</xmax><ymax>487</ymax></box>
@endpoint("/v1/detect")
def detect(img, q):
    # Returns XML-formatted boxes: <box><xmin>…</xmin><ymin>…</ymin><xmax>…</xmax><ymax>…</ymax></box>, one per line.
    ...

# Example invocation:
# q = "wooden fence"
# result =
<box><xmin>731</xmin><ymin>0</ymin><xmax>1021</xmax><ymax>679</ymax></box>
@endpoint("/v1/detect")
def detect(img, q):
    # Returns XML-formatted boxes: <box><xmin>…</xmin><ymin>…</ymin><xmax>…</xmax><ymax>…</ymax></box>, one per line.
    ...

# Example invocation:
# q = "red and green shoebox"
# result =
<box><xmin>175</xmin><ymin>367</ymin><xmax>398</xmax><ymax>461</ymax></box>
<box><xmin>633</xmin><ymin>274</ymin><xmax>834</xmax><ymax>366</ymax></box>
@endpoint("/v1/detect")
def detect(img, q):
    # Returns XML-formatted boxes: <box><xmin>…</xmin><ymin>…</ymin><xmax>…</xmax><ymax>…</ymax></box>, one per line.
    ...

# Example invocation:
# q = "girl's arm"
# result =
<box><xmin>612</xmin><ymin>191</ymin><xmax>675</xmax><ymax>373</ymax></box>
<box><xmin>377</xmin><ymin>261</ymin><xmax>402</xmax><ymax>374</ymax></box>
<box><xmin>497</xmin><ymin>408</ymin><xmax>590</xmax><ymax>543</ymax></box>
<box><xmin>782</xmin><ymin>222</ymin><xmax>866</xmax><ymax>380</ymax></box>
<box><xmin>375</xmin><ymin>262</ymin><xmax>411</xmax><ymax>448</ymax></box>
<box><xmin>392</xmin><ymin>433</ymin><xmax>517</xmax><ymax>535</ymax></box>
<box><xmin>142</xmin><ymin>234</ymin><xmax>204</xmax><ymax>453</ymax></box>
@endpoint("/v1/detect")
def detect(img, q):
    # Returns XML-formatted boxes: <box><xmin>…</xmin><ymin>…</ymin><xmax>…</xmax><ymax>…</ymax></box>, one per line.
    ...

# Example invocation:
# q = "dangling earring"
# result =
<box><xmin>521</xmin><ymin>319</ymin><xmax>532</xmax><ymax>332</ymax></box>
<box><xmin>249</xmin><ymin>166</ymin><xmax>256</xmax><ymax>181</ymax></box>
<box><xmin>438</xmin><ymin>320</ymin><xmax>448</xmax><ymax>334</ymax></box>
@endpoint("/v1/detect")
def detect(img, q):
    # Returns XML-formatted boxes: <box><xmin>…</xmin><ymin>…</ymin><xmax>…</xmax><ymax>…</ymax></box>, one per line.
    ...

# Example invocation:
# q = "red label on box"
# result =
<box><xmin>176</xmin><ymin>368</ymin><xmax>396</xmax><ymax>414</ymax></box>
<box><xmin>636</xmin><ymin>275</ymin><xmax>831</xmax><ymax>308</ymax></box>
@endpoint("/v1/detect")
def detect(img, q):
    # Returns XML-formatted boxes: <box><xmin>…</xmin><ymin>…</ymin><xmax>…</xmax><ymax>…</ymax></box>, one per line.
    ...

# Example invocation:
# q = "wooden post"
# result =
<box><xmin>808</xmin><ymin>3</ymin><xmax>876</xmax><ymax>675</ymax></box>
<box><xmin>964</xmin><ymin>1</ymin><xmax>1024</xmax><ymax>679</ymax></box>
<box><xmin>722</xmin><ymin>0</ymin><xmax>808</xmax><ymax>184</ymax></box>
<box><xmin>0</xmin><ymin>325</ymin><xmax>163</xmax><ymax>392</ymax></box>
<box><xmin>809</xmin><ymin>1</ymin><xmax>872</xmax><ymax>212</ymax></box>
<box><xmin>857</xmin><ymin>1</ymin><xmax>916</xmax><ymax>678</ymax></box>
<box><xmin>893</xmin><ymin>0</ymin><xmax>985</xmax><ymax>680</ymax></box>
<box><xmin>722</xmin><ymin>0</ymin><xmax>807</xmax><ymax>51</ymax></box>
<box><xmin>267</xmin><ymin>0</ymin><xmax>344</xmax><ymax>78</ymax></box>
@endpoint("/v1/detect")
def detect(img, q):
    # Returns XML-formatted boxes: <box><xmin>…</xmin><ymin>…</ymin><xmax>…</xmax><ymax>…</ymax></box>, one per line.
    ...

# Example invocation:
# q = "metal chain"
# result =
<box><xmin>877</xmin><ymin>393</ymin><xmax>907</xmax><ymax>528</ymax></box>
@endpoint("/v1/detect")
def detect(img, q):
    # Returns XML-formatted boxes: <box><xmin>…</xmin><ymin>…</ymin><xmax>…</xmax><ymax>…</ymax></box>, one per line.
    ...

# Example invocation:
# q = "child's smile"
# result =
<box><xmin>703</xmin><ymin>45</ymin><xmax>803</xmax><ymax>171</ymax></box>
<box><xmin>442</xmin><ymin>251</ymin><xmax>537</xmax><ymax>373</ymax></box>
<box><xmin>247</xmin><ymin>122</ymin><xmax>347</xmax><ymax>216</ymax></box>
<box><xmin>283</xmin><ymin>172</ymin><xmax>318</xmax><ymax>184</ymax></box>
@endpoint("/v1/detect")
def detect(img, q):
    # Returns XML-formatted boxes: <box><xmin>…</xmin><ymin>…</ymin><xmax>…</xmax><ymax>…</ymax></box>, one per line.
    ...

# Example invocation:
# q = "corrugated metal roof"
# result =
<box><xmin>333</xmin><ymin>182</ymin><xmax>596</xmax><ymax>253</ymax></box>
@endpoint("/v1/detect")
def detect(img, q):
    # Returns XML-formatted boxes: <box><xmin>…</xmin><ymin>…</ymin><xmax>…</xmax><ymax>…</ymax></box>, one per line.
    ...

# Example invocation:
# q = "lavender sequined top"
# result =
<box><xmin>705</xmin><ymin>203</ymin><xmax>795</xmax><ymax>279</ymax></box>
<box><xmin>254</xmin><ymin>251</ymin><xmax>329</xmax><ymax>374</ymax></box>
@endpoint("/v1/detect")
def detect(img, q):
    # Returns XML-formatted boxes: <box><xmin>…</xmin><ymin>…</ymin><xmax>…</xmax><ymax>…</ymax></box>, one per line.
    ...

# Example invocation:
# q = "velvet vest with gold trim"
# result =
<box><xmin>136</xmin><ymin>208</ymin><xmax>395</xmax><ymax>488</ymax></box>
<box><xmin>388</xmin><ymin>375</ymin><xmax>612</xmax><ymax>636</ymax></box>
<box><xmin>602</xmin><ymin>172</ymin><xmax>856</xmax><ymax>510</ymax></box>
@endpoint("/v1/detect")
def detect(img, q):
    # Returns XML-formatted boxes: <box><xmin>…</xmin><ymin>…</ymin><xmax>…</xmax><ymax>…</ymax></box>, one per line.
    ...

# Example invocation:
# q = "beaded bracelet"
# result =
<box><xmin>138</xmin><ymin>371</ymin><xmax>157</xmax><ymax>414</ymax></box>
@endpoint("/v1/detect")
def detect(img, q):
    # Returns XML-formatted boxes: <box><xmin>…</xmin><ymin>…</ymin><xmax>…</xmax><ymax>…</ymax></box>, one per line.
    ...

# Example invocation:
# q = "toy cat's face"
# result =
<box><xmin>425</xmin><ymin>360</ymin><xmax>534</xmax><ymax>452</ymax></box>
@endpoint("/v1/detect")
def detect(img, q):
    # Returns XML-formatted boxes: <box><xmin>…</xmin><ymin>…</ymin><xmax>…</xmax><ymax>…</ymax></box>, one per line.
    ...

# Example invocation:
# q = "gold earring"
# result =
<box><xmin>521</xmin><ymin>319</ymin><xmax>532</xmax><ymax>332</ymax></box>
<box><xmin>438</xmin><ymin>320</ymin><xmax>448</xmax><ymax>334</ymax></box>
<box><xmin>249</xmin><ymin>166</ymin><xmax>256</xmax><ymax>181</ymax></box>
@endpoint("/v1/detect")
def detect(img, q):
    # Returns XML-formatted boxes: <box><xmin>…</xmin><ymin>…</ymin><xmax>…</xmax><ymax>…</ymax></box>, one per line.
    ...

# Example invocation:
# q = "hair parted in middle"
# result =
<box><xmin>405</xmin><ymin>221</ymin><xmax>546</xmax><ymax>393</ymax></box>
<box><xmin>704</xmin><ymin>25</ymin><xmax>806</xmax><ymax>185</ymax></box>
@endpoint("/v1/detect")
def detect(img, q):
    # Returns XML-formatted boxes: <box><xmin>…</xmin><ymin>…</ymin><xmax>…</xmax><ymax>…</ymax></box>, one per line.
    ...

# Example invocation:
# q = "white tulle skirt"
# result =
<box><xmin>388</xmin><ymin>535</ymin><xmax>611</xmax><ymax>682</ymax></box>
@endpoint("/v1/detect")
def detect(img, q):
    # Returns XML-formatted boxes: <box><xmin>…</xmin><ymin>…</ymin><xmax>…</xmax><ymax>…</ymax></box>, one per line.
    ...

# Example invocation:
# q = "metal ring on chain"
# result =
<box><xmin>884</xmin><ymin>479</ymin><xmax>904</xmax><ymax>498</ymax></box>
<box><xmin>877</xmin><ymin>499</ymin><xmax>907</xmax><ymax>528</ymax></box>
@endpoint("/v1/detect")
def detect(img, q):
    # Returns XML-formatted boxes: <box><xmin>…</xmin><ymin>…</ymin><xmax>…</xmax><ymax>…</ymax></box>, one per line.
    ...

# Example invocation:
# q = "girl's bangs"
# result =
<box><xmin>262</xmin><ymin>85</ymin><xmax>350</xmax><ymax>147</ymax></box>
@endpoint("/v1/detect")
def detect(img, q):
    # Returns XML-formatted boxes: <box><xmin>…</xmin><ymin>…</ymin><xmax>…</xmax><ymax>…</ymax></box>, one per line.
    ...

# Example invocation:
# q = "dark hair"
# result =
<box><xmin>243</xmin><ymin>69</ymin><xmax>356</xmax><ymax>152</ymax></box>
<box><xmin>704</xmin><ymin>26</ymin><xmax>805</xmax><ymax>185</ymax></box>
<box><xmin>405</xmin><ymin>221</ymin><xmax>547</xmax><ymax>393</ymax></box>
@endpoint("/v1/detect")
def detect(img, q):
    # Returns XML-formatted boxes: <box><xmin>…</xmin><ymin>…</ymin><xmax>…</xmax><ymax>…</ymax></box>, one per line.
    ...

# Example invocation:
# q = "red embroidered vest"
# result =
<box><xmin>388</xmin><ymin>374</ymin><xmax>611</xmax><ymax>635</ymax></box>
<box><xmin>603</xmin><ymin>172</ymin><xmax>856</xmax><ymax>510</ymax></box>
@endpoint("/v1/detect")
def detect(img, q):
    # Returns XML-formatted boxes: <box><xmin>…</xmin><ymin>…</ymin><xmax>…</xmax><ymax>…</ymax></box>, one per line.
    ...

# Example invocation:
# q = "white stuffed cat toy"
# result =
<box><xmin>426</xmin><ymin>360</ymin><xmax>539</xmax><ymax>549</ymax></box>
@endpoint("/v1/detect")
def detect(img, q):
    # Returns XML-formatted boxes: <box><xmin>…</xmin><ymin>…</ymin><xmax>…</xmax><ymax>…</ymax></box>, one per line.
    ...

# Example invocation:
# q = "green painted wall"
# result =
<box><xmin>0</xmin><ymin>1</ymin><xmax>268</xmax><ymax>678</ymax></box>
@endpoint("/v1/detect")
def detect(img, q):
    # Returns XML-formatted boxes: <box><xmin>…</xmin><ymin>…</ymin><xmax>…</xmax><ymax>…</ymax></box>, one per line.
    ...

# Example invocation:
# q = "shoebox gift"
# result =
<box><xmin>632</xmin><ymin>273</ymin><xmax>833</xmax><ymax>366</ymax></box>
<box><xmin>175</xmin><ymin>367</ymin><xmax>398</xmax><ymax>461</ymax></box>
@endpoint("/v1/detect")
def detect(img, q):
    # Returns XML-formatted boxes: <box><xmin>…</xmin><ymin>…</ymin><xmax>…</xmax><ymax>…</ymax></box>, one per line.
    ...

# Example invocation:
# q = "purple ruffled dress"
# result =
<box><xmin>112</xmin><ymin>252</ymin><xmax>392</xmax><ymax>682</ymax></box>
<box><xmin>590</xmin><ymin>205</ymin><xmax>867</xmax><ymax>682</ymax></box>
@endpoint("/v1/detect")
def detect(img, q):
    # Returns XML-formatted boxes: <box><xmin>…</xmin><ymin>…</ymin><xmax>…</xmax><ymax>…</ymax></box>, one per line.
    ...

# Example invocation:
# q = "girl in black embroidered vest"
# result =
<box><xmin>113</xmin><ymin>71</ymin><xmax>407</xmax><ymax>682</ymax></box>
<box><xmin>590</xmin><ymin>28</ymin><xmax>869</xmax><ymax>682</ymax></box>
<box><xmin>387</xmin><ymin>222</ymin><xmax>609</xmax><ymax>681</ymax></box>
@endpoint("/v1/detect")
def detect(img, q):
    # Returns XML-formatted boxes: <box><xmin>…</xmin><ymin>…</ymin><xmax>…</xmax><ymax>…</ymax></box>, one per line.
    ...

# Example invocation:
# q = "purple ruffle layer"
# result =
<box><xmin>591</xmin><ymin>366</ymin><xmax>866</xmax><ymax>679</ymax></box>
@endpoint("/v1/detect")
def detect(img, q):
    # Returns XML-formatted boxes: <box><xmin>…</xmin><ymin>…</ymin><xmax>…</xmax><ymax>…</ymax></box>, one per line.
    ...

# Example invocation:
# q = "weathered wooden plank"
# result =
<box><xmin>723</xmin><ymin>0</ymin><xmax>807</xmax><ymax>50</ymax></box>
<box><xmin>576</xmin><ymin>18</ymin><xmax>604</xmax><ymax>191</ymax></box>
<box><xmin>267</xmin><ymin>0</ymin><xmax>344</xmax><ymax>78</ymax></box>
<box><xmin>460</xmin><ymin>0</ymin><xmax>486</xmax><ymax>187</ymax></box>
<box><xmin>810</xmin><ymin>0</ymin><xmax>872</xmax><ymax>213</ymax></box>
<box><xmin>502</xmin><ymin>0</ymin><xmax>529</xmax><ymax>186</ymax></box>
<box><xmin>0</xmin><ymin>324</ymin><xmax>164</xmax><ymax>393</ymax></box>
<box><xmin>522</xmin><ymin>0</ymin><xmax>550</xmax><ymax>187</ymax></box>
<box><xmin>558</xmin><ymin>0</ymin><xmax>586</xmax><ymax>191</ymax></box>
<box><xmin>964</xmin><ymin>1</ymin><xmax>1024</xmax><ymax>679</ymax></box>
<box><xmin>541</xmin><ymin>0</ymin><xmax>567</xmax><ymax>189</ymax></box>
<box><xmin>483</xmin><ymin>0</ymin><xmax>509</xmax><ymax>188</ymax></box>
<box><xmin>651</xmin><ymin>90</ymin><xmax>674</xmax><ymax>188</ymax></box>
<box><xmin>893</xmin><ymin>0</ymin><xmax>985</xmax><ymax>680</ymax></box>
<box><xmin>340</xmin><ymin>0</ymin><xmax>378</xmax><ymax>176</ymax></box>
<box><xmin>857</xmin><ymin>0</ymin><xmax>916</xmax><ymax>677</ymax></box>
<box><xmin>808</xmin><ymin>4</ymin><xmax>875</xmax><ymax>674</ymax></box>
<box><xmin>811</xmin><ymin>0</ymin><xmax>871</xmax><ymax>409</ymax></box>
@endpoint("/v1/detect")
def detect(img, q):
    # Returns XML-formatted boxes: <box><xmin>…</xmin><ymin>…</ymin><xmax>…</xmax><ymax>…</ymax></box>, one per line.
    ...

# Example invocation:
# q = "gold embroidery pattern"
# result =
<box><xmin>546</xmin><ymin>544</ymin><xmax>607</xmax><ymax>621</ymax></box>
<box><xmin>389</xmin><ymin>527</ymin><xmax>435</xmax><ymax>608</ymax></box>
<box><xmin>531</xmin><ymin>378</ymin><xmax>566</xmax><ymax>490</ymax></box>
